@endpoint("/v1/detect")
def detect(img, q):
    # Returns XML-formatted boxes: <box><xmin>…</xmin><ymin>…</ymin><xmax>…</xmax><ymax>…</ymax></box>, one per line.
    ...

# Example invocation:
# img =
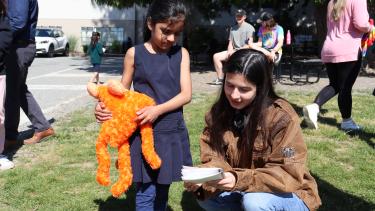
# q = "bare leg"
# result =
<box><xmin>213</xmin><ymin>51</ymin><xmax>229</xmax><ymax>79</ymax></box>
<box><xmin>92</xmin><ymin>72</ymin><xmax>99</xmax><ymax>84</ymax></box>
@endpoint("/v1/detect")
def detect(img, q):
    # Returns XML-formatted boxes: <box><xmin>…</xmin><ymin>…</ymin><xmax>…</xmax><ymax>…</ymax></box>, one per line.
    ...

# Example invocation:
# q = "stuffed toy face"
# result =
<box><xmin>87</xmin><ymin>80</ymin><xmax>161</xmax><ymax>197</ymax></box>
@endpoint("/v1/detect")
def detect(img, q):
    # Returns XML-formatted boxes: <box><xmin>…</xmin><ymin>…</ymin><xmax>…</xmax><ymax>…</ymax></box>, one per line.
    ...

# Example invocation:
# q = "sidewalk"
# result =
<box><xmin>190</xmin><ymin>68</ymin><xmax>375</xmax><ymax>94</ymax></box>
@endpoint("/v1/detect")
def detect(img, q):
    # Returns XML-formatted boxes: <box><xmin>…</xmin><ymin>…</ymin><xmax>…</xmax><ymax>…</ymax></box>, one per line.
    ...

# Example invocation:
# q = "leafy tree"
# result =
<box><xmin>92</xmin><ymin>0</ymin><xmax>375</xmax><ymax>17</ymax></box>
<box><xmin>92</xmin><ymin>0</ymin><xmax>297</xmax><ymax>18</ymax></box>
<box><xmin>93</xmin><ymin>0</ymin><xmax>375</xmax><ymax>54</ymax></box>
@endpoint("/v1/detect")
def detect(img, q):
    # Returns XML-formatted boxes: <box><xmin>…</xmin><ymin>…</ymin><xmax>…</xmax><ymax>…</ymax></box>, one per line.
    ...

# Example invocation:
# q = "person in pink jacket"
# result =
<box><xmin>303</xmin><ymin>0</ymin><xmax>372</xmax><ymax>132</ymax></box>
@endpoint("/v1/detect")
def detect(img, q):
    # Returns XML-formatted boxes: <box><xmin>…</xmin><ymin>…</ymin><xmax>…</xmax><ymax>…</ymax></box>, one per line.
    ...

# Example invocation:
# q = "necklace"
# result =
<box><xmin>233</xmin><ymin>111</ymin><xmax>249</xmax><ymax>132</ymax></box>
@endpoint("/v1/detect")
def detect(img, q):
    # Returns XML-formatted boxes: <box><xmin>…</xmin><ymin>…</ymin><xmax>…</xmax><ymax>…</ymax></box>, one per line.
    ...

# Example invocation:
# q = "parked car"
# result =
<box><xmin>35</xmin><ymin>28</ymin><xmax>69</xmax><ymax>57</ymax></box>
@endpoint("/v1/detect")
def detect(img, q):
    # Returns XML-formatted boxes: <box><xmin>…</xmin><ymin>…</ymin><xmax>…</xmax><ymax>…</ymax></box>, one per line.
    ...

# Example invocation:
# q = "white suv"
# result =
<box><xmin>35</xmin><ymin>27</ymin><xmax>69</xmax><ymax>57</ymax></box>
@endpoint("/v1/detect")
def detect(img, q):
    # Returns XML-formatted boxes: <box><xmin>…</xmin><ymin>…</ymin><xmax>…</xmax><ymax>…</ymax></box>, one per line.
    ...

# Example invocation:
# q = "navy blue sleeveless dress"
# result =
<box><xmin>130</xmin><ymin>44</ymin><xmax>193</xmax><ymax>184</ymax></box>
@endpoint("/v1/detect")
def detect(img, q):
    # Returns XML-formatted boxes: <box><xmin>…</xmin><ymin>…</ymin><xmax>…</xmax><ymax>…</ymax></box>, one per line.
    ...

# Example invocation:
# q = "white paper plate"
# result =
<box><xmin>181</xmin><ymin>171</ymin><xmax>224</xmax><ymax>183</ymax></box>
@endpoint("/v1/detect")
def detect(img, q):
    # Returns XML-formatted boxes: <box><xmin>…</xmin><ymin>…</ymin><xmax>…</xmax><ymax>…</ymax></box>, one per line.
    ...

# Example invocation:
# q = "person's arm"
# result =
<box><xmin>87</xmin><ymin>45</ymin><xmax>92</xmax><ymax>55</ymax></box>
<box><xmin>270</xmin><ymin>26</ymin><xmax>284</xmax><ymax>53</ymax></box>
<box><xmin>135</xmin><ymin>47</ymin><xmax>192</xmax><ymax>125</ymax></box>
<box><xmin>352</xmin><ymin>0</ymin><xmax>372</xmax><ymax>33</ymax></box>
<box><xmin>95</xmin><ymin>47</ymin><xmax>135</xmax><ymax>122</ymax></box>
<box><xmin>96</xmin><ymin>43</ymin><xmax>104</xmax><ymax>56</ymax></box>
<box><xmin>0</xmin><ymin>17</ymin><xmax>12</xmax><ymax>61</ymax></box>
<box><xmin>186</xmin><ymin>124</ymin><xmax>234</xmax><ymax>200</ymax></box>
<box><xmin>268</xmin><ymin>26</ymin><xmax>284</xmax><ymax>60</ymax></box>
<box><xmin>248</xmin><ymin>37</ymin><xmax>272</xmax><ymax>59</ymax></box>
<box><xmin>199</xmin><ymin>126</ymin><xmax>233</xmax><ymax>170</ymax></box>
<box><xmin>229</xmin><ymin>111</ymin><xmax>310</xmax><ymax>194</ymax></box>
<box><xmin>121</xmin><ymin>46</ymin><xmax>135</xmax><ymax>89</ymax></box>
<box><xmin>7</xmin><ymin>0</ymin><xmax>29</xmax><ymax>36</ymax></box>
<box><xmin>248</xmin><ymin>28</ymin><xmax>267</xmax><ymax>51</ymax></box>
<box><xmin>227</xmin><ymin>39</ymin><xmax>235</xmax><ymax>56</ymax></box>
<box><xmin>227</xmin><ymin>30</ymin><xmax>235</xmax><ymax>55</ymax></box>
<box><xmin>238</xmin><ymin>30</ymin><xmax>254</xmax><ymax>50</ymax></box>
<box><xmin>248</xmin><ymin>37</ymin><xmax>268</xmax><ymax>52</ymax></box>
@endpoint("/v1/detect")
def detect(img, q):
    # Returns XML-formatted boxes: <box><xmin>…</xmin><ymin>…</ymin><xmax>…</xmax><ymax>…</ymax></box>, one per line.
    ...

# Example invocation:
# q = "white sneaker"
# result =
<box><xmin>303</xmin><ymin>103</ymin><xmax>319</xmax><ymax>129</ymax></box>
<box><xmin>0</xmin><ymin>155</ymin><xmax>15</xmax><ymax>170</ymax></box>
<box><xmin>209</xmin><ymin>78</ymin><xmax>224</xmax><ymax>85</ymax></box>
<box><xmin>341</xmin><ymin>118</ymin><xmax>361</xmax><ymax>132</ymax></box>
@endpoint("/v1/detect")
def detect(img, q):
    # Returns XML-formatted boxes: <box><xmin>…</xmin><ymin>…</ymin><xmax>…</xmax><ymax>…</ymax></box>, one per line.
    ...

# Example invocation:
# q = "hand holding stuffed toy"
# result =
<box><xmin>87</xmin><ymin>79</ymin><xmax>162</xmax><ymax>197</ymax></box>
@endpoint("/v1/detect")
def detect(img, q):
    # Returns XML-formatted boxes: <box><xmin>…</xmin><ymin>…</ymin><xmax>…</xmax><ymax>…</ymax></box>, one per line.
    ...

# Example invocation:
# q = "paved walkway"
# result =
<box><xmin>190</xmin><ymin>67</ymin><xmax>375</xmax><ymax>94</ymax></box>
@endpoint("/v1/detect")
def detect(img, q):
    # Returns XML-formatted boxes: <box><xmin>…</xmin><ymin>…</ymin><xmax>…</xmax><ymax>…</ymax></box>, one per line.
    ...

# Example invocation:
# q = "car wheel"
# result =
<box><xmin>47</xmin><ymin>45</ymin><xmax>54</xmax><ymax>58</ymax></box>
<box><xmin>63</xmin><ymin>44</ymin><xmax>69</xmax><ymax>56</ymax></box>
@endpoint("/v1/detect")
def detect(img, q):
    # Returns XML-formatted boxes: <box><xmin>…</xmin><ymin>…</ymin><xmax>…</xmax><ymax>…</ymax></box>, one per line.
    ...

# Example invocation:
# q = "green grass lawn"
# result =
<box><xmin>0</xmin><ymin>91</ymin><xmax>374</xmax><ymax>211</ymax></box>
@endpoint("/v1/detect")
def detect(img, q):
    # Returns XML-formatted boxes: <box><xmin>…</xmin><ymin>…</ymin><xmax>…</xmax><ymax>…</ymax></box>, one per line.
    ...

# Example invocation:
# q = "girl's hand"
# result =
<box><xmin>94</xmin><ymin>102</ymin><xmax>112</xmax><ymax>122</ymax></box>
<box><xmin>205</xmin><ymin>172</ymin><xmax>236</xmax><ymax>191</ymax></box>
<box><xmin>184</xmin><ymin>182</ymin><xmax>202</xmax><ymax>192</ymax></box>
<box><xmin>135</xmin><ymin>105</ymin><xmax>161</xmax><ymax>125</ymax></box>
<box><xmin>267</xmin><ymin>51</ymin><xmax>276</xmax><ymax>62</ymax></box>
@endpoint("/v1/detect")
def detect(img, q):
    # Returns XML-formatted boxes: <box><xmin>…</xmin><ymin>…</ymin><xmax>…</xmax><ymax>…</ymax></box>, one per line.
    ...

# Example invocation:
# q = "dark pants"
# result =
<box><xmin>135</xmin><ymin>182</ymin><xmax>170</xmax><ymax>211</ymax></box>
<box><xmin>4</xmin><ymin>43</ymin><xmax>50</xmax><ymax>140</ymax></box>
<box><xmin>314</xmin><ymin>53</ymin><xmax>362</xmax><ymax>119</ymax></box>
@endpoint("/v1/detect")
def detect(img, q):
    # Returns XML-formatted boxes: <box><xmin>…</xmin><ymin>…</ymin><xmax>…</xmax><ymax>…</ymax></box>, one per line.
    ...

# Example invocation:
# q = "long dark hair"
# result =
<box><xmin>0</xmin><ymin>0</ymin><xmax>6</xmax><ymax>17</ymax></box>
<box><xmin>206</xmin><ymin>49</ymin><xmax>279</xmax><ymax>155</ymax></box>
<box><xmin>90</xmin><ymin>32</ymin><xmax>100</xmax><ymax>47</ymax></box>
<box><xmin>265</xmin><ymin>18</ymin><xmax>276</xmax><ymax>28</ymax></box>
<box><xmin>143</xmin><ymin>0</ymin><xmax>186</xmax><ymax>42</ymax></box>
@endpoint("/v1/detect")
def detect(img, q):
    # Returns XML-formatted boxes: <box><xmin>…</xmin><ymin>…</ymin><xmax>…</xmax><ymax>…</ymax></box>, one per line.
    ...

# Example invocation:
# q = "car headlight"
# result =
<box><xmin>40</xmin><ymin>41</ymin><xmax>49</xmax><ymax>44</ymax></box>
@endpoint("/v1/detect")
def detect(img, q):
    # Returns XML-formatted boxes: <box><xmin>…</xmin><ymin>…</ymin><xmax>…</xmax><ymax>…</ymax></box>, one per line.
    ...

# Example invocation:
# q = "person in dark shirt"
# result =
<box><xmin>0</xmin><ymin>0</ymin><xmax>15</xmax><ymax>170</ymax></box>
<box><xmin>4</xmin><ymin>0</ymin><xmax>54</xmax><ymax>150</ymax></box>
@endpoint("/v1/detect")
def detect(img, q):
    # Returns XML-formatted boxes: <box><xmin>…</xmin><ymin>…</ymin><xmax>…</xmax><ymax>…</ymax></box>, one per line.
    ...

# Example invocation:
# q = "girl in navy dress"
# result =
<box><xmin>95</xmin><ymin>0</ymin><xmax>192</xmax><ymax>210</ymax></box>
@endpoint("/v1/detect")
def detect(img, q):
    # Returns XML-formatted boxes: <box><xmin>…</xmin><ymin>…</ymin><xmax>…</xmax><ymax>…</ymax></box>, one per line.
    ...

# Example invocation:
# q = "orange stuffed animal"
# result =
<box><xmin>87</xmin><ymin>79</ymin><xmax>162</xmax><ymax>197</ymax></box>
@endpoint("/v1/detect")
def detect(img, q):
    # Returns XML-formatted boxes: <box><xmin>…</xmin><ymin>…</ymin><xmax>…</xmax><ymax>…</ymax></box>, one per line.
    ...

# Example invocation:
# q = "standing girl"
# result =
<box><xmin>88</xmin><ymin>32</ymin><xmax>104</xmax><ymax>84</ymax></box>
<box><xmin>95</xmin><ymin>0</ymin><xmax>192</xmax><ymax>210</ymax></box>
<box><xmin>303</xmin><ymin>0</ymin><xmax>372</xmax><ymax>131</ymax></box>
<box><xmin>0</xmin><ymin>0</ymin><xmax>15</xmax><ymax>170</ymax></box>
<box><xmin>184</xmin><ymin>49</ymin><xmax>321</xmax><ymax>211</ymax></box>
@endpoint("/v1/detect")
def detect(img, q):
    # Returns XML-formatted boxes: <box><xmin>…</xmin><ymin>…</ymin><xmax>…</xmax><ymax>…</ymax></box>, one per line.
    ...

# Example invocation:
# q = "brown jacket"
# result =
<box><xmin>196</xmin><ymin>99</ymin><xmax>321</xmax><ymax>211</ymax></box>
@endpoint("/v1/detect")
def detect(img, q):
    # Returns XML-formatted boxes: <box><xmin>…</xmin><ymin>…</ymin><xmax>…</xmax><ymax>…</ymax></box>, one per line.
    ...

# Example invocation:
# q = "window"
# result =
<box><xmin>54</xmin><ymin>30</ymin><xmax>61</xmax><ymax>37</ymax></box>
<box><xmin>81</xmin><ymin>27</ymin><xmax>124</xmax><ymax>46</ymax></box>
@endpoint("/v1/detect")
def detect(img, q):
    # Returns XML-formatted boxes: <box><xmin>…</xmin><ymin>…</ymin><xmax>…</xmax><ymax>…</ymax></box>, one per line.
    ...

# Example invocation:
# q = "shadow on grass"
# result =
<box><xmin>314</xmin><ymin>174</ymin><xmax>375</xmax><ymax>211</ymax></box>
<box><xmin>181</xmin><ymin>190</ymin><xmax>204</xmax><ymax>211</ymax></box>
<box><xmin>289</xmin><ymin>103</ymin><xmax>335</xmax><ymax>129</ymax></box>
<box><xmin>291</xmin><ymin>102</ymin><xmax>374</xmax><ymax>149</ymax></box>
<box><xmin>4</xmin><ymin>118</ymin><xmax>56</xmax><ymax>160</ymax></box>
<box><xmin>94</xmin><ymin>189</ymin><xmax>135</xmax><ymax>211</ymax></box>
<box><xmin>348</xmin><ymin>130</ymin><xmax>375</xmax><ymax>149</ymax></box>
<box><xmin>94</xmin><ymin>186</ymin><xmax>174</xmax><ymax>211</ymax></box>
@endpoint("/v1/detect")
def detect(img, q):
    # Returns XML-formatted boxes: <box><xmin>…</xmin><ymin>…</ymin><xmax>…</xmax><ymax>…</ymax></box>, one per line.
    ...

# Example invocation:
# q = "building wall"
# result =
<box><xmin>37</xmin><ymin>19</ymin><xmax>137</xmax><ymax>52</ymax></box>
<box><xmin>37</xmin><ymin>0</ymin><xmax>146</xmax><ymax>52</ymax></box>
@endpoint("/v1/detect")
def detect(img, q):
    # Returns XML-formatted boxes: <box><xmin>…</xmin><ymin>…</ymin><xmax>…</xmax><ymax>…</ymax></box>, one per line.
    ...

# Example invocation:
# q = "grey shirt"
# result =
<box><xmin>229</xmin><ymin>22</ymin><xmax>255</xmax><ymax>49</ymax></box>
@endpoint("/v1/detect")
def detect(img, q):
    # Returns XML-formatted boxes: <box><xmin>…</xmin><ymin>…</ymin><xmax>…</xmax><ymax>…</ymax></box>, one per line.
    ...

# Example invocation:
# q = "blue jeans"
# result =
<box><xmin>135</xmin><ymin>182</ymin><xmax>170</xmax><ymax>211</ymax></box>
<box><xmin>197</xmin><ymin>192</ymin><xmax>309</xmax><ymax>211</ymax></box>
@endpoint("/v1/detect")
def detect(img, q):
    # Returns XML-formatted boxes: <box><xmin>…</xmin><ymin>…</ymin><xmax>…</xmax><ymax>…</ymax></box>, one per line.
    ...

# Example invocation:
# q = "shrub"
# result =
<box><xmin>67</xmin><ymin>35</ymin><xmax>79</xmax><ymax>53</ymax></box>
<box><xmin>109</xmin><ymin>40</ymin><xmax>122</xmax><ymax>54</ymax></box>
<box><xmin>82</xmin><ymin>45</ymin><xmax>89</xmax><ymax>54</ymax></box>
